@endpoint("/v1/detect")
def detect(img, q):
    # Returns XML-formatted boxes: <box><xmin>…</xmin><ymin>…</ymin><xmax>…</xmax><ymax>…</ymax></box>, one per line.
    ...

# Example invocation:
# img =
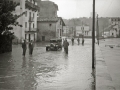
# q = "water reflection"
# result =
<box><xmin>0</xmin><ymin>40</ymin><xmax>94</xmax><ymax>90</ymax></box>
<box><xmin>22</xmin><ymin>57</ymin><xmax>27</xmax><ymax>68</ymax></box>
<box><xmin>21</xmin><ymin>56</ymin><xmax>38</xmax><ymax>90</ymax></box>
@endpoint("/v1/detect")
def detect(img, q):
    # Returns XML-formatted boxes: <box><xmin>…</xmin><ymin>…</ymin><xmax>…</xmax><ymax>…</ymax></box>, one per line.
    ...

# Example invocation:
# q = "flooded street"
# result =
<box><xmin>99</xmin><ymin>38</ymin><xmax>120</xmax><ymax>90</ymax></box>
<box><xmin>0</xmin><ymin>39</ymin><xmax>94</xmax><ymax>90</ymax></box>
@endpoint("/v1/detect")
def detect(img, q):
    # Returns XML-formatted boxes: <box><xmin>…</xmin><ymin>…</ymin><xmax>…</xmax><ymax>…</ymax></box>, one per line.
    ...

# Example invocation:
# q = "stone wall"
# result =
<box><xmin>37</xmin><ymin>21</ymin><xmax>56</xmax><ymax>41</ymax></box>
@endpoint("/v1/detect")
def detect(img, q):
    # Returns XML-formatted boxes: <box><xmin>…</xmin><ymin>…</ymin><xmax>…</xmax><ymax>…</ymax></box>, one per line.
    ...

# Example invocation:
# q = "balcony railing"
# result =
<box><xmin>29</xmin><ymin>17</ymin><xmax>34</xmax><ymax>22</ymax></box>
<box><xmin>25</xmin><ymin>28</ymin><xmax>37</xmax><ymax>33</ymax></box>
<box><xmin>31</xmin><ymin>28</ymin><xmax>37</xmax><ymax>31</ymax></box>
<box><xmin>25</xmin><ymin>0</ymin><xmax>39</xmax><ymax>11</ymax></box>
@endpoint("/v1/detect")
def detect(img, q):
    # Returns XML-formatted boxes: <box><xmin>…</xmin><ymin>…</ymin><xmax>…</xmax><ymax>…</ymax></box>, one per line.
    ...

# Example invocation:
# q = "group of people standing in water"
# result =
<box><xmin>62</xmin><ymin>37</ymin><xmax>85</xmax><ymax>54</ymax></box>
<box><xmin>71</xmin><ymin>37</ymin><xmax>84</xmax><ymax>46</ymax></box>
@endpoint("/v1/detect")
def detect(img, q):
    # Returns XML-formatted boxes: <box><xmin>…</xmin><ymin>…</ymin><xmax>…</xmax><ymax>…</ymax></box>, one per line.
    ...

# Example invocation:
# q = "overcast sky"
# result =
<box><xmin>42</xmin><ymin>0</ymin><xmax>120</xmax><ymax>19</ymax></box>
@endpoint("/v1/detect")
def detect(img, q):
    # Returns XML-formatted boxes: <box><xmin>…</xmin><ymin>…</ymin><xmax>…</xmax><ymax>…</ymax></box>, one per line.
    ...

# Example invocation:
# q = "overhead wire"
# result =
<box><xmin>102</xmin><ymin>0</ymin><xmax>114</xmax><ymax>17</ymax></box>
<box><xmin>97</xmin><ymin>0</ymin><xmax>108</xmax><ymax>17</ymax></box>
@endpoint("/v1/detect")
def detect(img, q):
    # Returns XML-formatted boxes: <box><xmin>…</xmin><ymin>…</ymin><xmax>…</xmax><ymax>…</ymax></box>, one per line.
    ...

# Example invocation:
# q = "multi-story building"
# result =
<box><xmin>108</xmin><ymin>17</ymin><xmax>120</xmax><ymax>37</ymax></box>
<box><xmin>76</xmin><ymin>26</ymin><xmax>91</xmax><ymax>37</ymax></box>
<box><xmin>63</xmin><ymin>26</ymin><xmax>69</xmax><ymax>36</ymax></box>
<box><xmin>37</xmin><ymin>17</ymin><xmax>65</xmax><ymax>41</ymax></box>
<box><xmin>12</xmin><ymin>0</ymin><xmax>39</xmax><ymax>43</ymax></box>
<box><xmin>38</xmin><ymin>0</ymin><xmax>58</xmax><ymax>18</ymax></box>
<box><xmin>103</xmin><ymin>17</ymin><xmax>120</xmax><ymax>38</ymax></box>
<box><xmin>37</xmin><ymin>1</ymin><xmax>65</xmax><ymax>41</ymax></box>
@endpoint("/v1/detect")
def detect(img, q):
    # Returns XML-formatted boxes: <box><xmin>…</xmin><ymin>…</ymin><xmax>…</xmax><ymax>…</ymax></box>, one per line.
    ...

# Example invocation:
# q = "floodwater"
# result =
<box><xmin>0</xmin><ymin>39</ymin><xmax>94</xmax><ymax>90</ymax></box>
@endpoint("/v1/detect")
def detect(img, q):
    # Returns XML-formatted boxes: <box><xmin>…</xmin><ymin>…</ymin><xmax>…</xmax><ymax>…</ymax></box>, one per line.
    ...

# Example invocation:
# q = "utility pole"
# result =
<box><xmin>82</xmin><ymin>21</ymin><xmax>84</xmax><ymax>38</ymax></box>
<box><xmin>66</xmin><ymin>27</ymin><xmax>67</xmax><ymax>38</ymax></box>
<box><xmin>92</xmin><ymin>0</ymin><xmax>95</xmax><ymax>69</ymax></box>
<box><xmin>103</xmin><ymin>26</ymin><xmax>104</xmax><ymax>39</ymax></box>
<box><xmin>96</xmin><ymin>14</ymin><xmax>99</xmax><ymax>45</ymax></box>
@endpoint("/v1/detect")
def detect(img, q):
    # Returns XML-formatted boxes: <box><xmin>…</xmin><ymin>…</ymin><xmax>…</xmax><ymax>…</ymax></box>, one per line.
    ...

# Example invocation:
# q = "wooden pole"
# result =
<box><xmin>92</xmin><ymin>0</ymin><xmax>95</xmax><ymax>69</ymax></box>
<box><xmin>97</xmin><ymin>14</ymin><xmax>99</xmax><ymax>45</ymax></box>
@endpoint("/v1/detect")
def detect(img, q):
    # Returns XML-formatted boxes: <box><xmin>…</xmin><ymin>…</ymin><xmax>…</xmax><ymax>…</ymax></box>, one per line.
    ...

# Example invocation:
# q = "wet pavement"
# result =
<box><xmin>99</xmin><ymin>38</ymin><xmax>120</xmax><ymax>90</ymax></box>
<box><xmin>0</xmin><ymin>39</ymin><xmax>94</xmax><ymax>90</ymax></box>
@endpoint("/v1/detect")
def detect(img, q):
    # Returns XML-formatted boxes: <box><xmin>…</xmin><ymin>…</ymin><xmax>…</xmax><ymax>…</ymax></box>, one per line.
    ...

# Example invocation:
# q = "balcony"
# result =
<box><xmin>25</xmin><ymin>0</ymin><xmax>39</xmax><ymax>11</ymax></box>
<box><xmin>25</xmin><ymin>28</ymin><xmax>37</xmax><ymax>34</ymax></box>
<box><xmin>29</xmin><ymin>17</ymin><xmax>34</xmax><ymax>22</ymax></box>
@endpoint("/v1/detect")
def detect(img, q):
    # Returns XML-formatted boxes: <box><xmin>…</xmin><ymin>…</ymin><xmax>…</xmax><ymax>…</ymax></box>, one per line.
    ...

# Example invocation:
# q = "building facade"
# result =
<box><xmin>63</xmin><ymin>26</ymin><xmax>69</xmax><ymax>36</ymax></box>
<box><xmin>37</xmin><ymin>0</ymin><xmax>65</xmax><ymax>41</ymax></box>
<box><xmin>12</xmin><ymin>0</ymin><xmax>39</xmax><ymax>43</ymax></box>
<box><xmin>75</xmin><ymin>26</ymin><xmax>93</xmax><ymax>37</ymax></box>
<box><xmin>108</xmin><ymin>17</ymin><xmax>120</xmax><ymax>37</ymax></box>
<box><xmin>103</xmin><ymin>17</ymin><xmax>120</xmax><ymax>38</ymax></box>
<box><xmin>56</xmin><ymin>17</ymin><xmax>65</xmax><ymax>38</ymax></box>
<box><xmin>38</xmin><ymin>0</ymin><xmax>58</xmax><ymax>18</ymax></box>
<box><xmin>37</xmin><ymin>17</ymin><xmax>65</xmax><ymax>41</ymax></box>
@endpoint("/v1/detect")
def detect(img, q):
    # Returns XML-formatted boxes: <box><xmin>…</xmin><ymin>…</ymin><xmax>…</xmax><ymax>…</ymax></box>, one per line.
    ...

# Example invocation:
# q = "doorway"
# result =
<box><xmin>42</xmin><ymin>36</ymin><xmax>45</xmax><ymax>41</ymax></box>
<box><xmin>60</xmin><ymin>29</ymin><xmax>62</xmax><ymax>37</ymax></box>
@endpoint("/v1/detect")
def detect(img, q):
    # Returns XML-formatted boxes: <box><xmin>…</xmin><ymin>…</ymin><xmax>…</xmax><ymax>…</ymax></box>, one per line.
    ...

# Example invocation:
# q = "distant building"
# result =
<box><xmin>56</xmin><ymin>17</ymin><xmax>65</xmax><ymax>38</ymax></box>
<box><xmin>76</xmin><ymin>26</ymin><xmax>93</xmax><ymax>37</ymax></box>
<box><xmin>37</xmin><ymin>0</ymin><xmax>65</xmax><ymax>41</ymax></box>
<box><xmin>11</xmin><ymin>0</ymin><xmax>39</xmax><ymax>43</ymax></box>
<box><xmin>103</xmin><ymin>17</ymin><xmax>120</xmax><ymax>38</ymax></box>
<box><xmin>38</xmin><ymin>1</ymin><xmax>58</xmax><ymax>18</ymax></box>
<box><xmin>109</xmin><ymin>17</ymin><xmax>120</xmax><ymax>37</ymax></box>
<box><xmin>37</xmin><ymin>17</ymin><xmax>65</xmax><ymax>41</ymax></box>
<box><xmin>104</xmin><ymin>24</ymin><xmax>118</xmax><ymax>38</ymax></box>
<box><xmin>63</xmin><ymin>26</ymin><xmax>69</xmax><ymax>36</ymax></box>
<box><xmin>76</xmin><ymin>26</ymin><xmax>83</xmax><ymax>37</ymax></box>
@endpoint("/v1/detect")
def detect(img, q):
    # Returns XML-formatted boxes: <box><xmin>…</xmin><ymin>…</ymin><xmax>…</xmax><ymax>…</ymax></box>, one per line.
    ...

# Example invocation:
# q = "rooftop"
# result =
<box><xmin>37</xmin><ymin>17</ymin><xmax>58</xmax><ymax>22</ymax></box>
<box><xmin>37</xmin><ymin>17</ymin><xmax>65</xmax><ymax>26</ymax></box>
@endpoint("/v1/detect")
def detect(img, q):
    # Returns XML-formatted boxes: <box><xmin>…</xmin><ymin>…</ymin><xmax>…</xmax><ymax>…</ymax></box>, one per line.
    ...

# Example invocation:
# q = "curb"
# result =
<box><xmin>95</xmin><ymin>45</ymin><xmax>116</xmax><ymax>90</ymax></box>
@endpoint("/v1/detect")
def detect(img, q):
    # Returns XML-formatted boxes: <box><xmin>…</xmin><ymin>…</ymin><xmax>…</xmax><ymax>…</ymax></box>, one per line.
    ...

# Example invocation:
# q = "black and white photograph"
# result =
<box><xmin>0</xmin><ymin>0</ymin><xmax>120</xmax><ymax>90</ymax></box>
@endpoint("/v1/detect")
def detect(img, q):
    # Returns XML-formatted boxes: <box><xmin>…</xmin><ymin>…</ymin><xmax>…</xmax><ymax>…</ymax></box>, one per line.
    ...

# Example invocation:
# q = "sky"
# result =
<box><xmin>42</xmin><ymin>0</ymin><xmax>120</xmax><ymax>19</ymax></box>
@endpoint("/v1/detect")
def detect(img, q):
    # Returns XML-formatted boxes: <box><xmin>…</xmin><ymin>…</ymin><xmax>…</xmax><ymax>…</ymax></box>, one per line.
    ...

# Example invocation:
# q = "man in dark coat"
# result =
<box><xmin>82</xmin><ymin>38</ymin><xmax>84</xmax><ymax>46</ymax></box>
<box><xmin>63</xmin><ymin>39</ymin><xmax>69</xmax><ymax>54</ymax></box>
<box><xmin>71</xmin><ymin>38</ymin><xmax>74</xmax><ymax>45</ymax></box>
<box><xmin>77</xmin><ymin>38</ymin><xmax>80</xmax><ymax>45</ymax></box>
<box><xmin>22</xmin><ymin>40</ymin><xmax>27</xmax><ymax>56</ymax></box>
<box><xmin>29</xmin><ymin>40</ymin><xmax>34</xmax><ymax>55</ymax></box>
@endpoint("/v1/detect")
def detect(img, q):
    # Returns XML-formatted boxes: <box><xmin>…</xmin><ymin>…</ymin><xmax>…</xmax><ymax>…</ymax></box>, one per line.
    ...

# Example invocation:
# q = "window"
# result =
<box><xmin>33</xmin><ymin>13</ymin><xmax>34</xmax><ymax>18</ymax></box>
<box><xmin>33</xmin><ymin>23</ymin><xmax>34</xmax><ymax>28</ymax></box>
<box><xmin>112</xmin><ymin>33</ymin><xmax>114</xmax><ymax>35</ymax></box>
<box><xmin>25</xmin><ymin>11</ymin><xmax>27</xmax><ymax>17</ymax></box>
<box><xmin>25</xmin><ymin>34</ymin><xmax>27</xmax><ymax>39</ymax></box>
<box><xmin>60</xmin><ymin>21</ymin><xmax>62</xmax><ymax>25</ymax></box>
<box><xmin>25</xmin><ymin>22</ymin><xmax>27</xmax><ymax>28</ymax></box>
<box><xmin>49</xmin><ymin>24</ymin><xmax>52</xmax><ymax>27</ymax></box>
<box><xmin>29</xmin><ymin>12</ymin><xmax>31</xmax><ymax>18</ymax></box>
<box><xmin>37</xmin><ymin>13</ymin><xmax>39</xmax><ymax>17</ymax></box>
<box><xmin>60</xmin><ymin>29</ymin><xmax>62</xmax><ymax>36</ymax></box>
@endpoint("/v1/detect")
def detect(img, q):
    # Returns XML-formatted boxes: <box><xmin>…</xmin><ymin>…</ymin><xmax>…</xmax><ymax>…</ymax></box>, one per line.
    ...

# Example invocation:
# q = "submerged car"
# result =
<box><xmin>46</xmin><ymin>39</ymin><xmax>62</xmax><ymax>51</ymax></box>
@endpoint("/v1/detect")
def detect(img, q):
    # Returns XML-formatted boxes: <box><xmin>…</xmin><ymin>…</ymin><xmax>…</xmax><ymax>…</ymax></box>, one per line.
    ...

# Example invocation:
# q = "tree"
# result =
<box><xmin>0</xmin><ymin>0</ymin><xmax>25</xmax><ymax>53</ymax></box>
<box><xmin>0</xmin><ymin>0</ymin><xmax>24</xmax><ymax>36</ymax></box>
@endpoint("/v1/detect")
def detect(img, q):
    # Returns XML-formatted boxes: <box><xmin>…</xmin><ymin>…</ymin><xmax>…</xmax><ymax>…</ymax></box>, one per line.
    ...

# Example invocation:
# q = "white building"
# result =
<box><xmin>63</xmin><ymin>26</ymin><xmax>69</xmax><ymax>36</ymax></box>
<box><xmin>12</xmin><ymin>0</ymin><xmax>39</xmax><ymax>43</ymax></box>
<box><xmin>108</xmin><ymin>18</ymin><xmax>120</xmax><ymax>37</ymax></box>
<box><xmin>76</xmin><ymin>26</ymin><xmax>97</xmax><ymax>37</ymax></box>
<box><xmin>103</xmin><ymin>18</ymin><xmax>120</xmax><ymax>38</ymax></box>
<box><xmin>76</xmin><ymin>26</ymin><xmax>91</xmax><ymax>37</ymax></box>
